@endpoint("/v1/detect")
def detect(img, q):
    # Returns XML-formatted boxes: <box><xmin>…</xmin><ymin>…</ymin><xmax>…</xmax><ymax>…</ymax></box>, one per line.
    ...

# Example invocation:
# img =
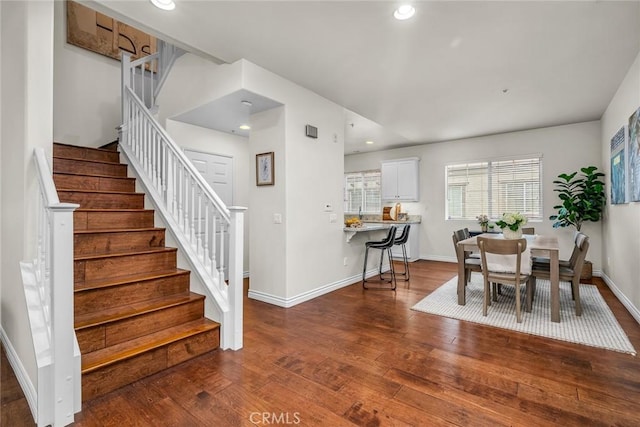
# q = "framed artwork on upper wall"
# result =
<box><xmin>256</xmin><ymin>152</ymin><xmax>275</xmax><ymax>186</ymax></box>
<box><xmin>610</xmin><ymin>125</ymin><xmax>627</xmax><ymax>204</ymax></box>
<box><xmin>66</xmin><ymin>1</ymin><xmax>157</xmax><ymax>64</ymax></box>
<box><xmin>628</xmin><ymin>107</ymin><xmax>640</xmax><ymax>202</ymax></box>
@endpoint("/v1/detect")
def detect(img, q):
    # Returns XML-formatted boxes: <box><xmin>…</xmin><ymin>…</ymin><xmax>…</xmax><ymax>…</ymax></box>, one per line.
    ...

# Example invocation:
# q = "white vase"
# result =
<box><xmin>502</xmin><ymin>227</ymin><xmax>523</xmax><ymax>239</ymax></box>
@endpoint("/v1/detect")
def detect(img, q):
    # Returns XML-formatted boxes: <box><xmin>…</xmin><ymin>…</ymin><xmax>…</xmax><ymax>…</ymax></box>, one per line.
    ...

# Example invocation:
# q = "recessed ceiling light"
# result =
<box><xmin>365</xmin><ymin>140</ymin><xmax>375</xmax><ymax>145</ymax></box>
<box><xmin>150</xmin><ymin>0</ymin><xmax>175</xmax><ymax>11</ymax></box>
<box><xmin>394</xmin><ymin>4</ymin><xmax>415</xmax><ymax>20</ymax></box>
<box><xmin>239</xmin><ymin>124</ymin><xmax>251</xmax><ymax>130</ymax></box>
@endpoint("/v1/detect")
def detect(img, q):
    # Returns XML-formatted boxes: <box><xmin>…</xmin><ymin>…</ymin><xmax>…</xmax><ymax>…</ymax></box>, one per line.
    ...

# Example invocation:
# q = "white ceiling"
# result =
<box><xmin>93</xmin><ymin>0</ymin><xmax>640</xmax><ymax>154</ymax></box>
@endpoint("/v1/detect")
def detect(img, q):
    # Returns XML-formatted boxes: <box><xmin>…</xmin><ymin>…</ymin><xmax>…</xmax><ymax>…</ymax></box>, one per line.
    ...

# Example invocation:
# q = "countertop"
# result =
<box><xmin>360</xmin><ymin>219</ymin><xmax>421</xmax><ymax>224</ymax></box>
<box><xmin>344</xmin><ymin>214</ymin><xmax>422</xmax><ymax>225</ymax></box>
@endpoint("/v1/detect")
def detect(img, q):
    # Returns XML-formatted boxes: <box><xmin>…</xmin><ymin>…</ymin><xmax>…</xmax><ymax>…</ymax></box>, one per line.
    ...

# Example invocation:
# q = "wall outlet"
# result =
<box><xmin>343</xmin><ymin>257</ymin><xmax>348</xmax><ymax>266</ymax></box>
<box><xmin>329</xmin><ymin>213</ymin><xmax>337</xmax><ymax>223</ymax></box>
<box><xmin>273</xmin><ymin>213</ymin><xmax>282</xmax><ymax>224</ymax></box>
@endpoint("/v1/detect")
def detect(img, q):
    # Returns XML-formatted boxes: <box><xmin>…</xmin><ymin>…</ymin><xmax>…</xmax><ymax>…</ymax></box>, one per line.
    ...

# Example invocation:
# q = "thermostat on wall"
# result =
<box><xmin>305</xmin><ymin>125</ymin><xmax>318</xmax><ymax>139</ymax></box>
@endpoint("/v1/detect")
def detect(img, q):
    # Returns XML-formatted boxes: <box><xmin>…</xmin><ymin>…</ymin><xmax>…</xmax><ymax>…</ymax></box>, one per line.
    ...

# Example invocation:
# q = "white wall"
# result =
<box><xmin>600</xmin><ymin>51</ymin><xmax>640</xmax><ymax>321</ymax></box>
<box><xmin>165</xmin><ymin>119</ymin><xmax>251</xmax><ymax>274</ymax></box>
<box><xmin>53</xmin><ymin>0</ymin><xmax>120</xmax><ymax>147</ymax></box>
<box><xmin>1</xmin><ymin>0</ymin><xmax>56</xmax><ymax>409</ymax></box>
<box><xmin>345</xmin><ymin>121</ymin><xmax>604</xmax><ymax>270</ymax></box>
<box><xmin>157</xmin><ymin>53</ymin><xmax>241</xmax><ymax>127</ymax></box>
<box><xmin>248</xmin><ymin>107</ymin><xmax>288</xmax><ymax>300</ymax></box>
<box><xmin>241</xmin><ymin>61</ymin><xmax>364</xmax><ymax>304</ymax></box>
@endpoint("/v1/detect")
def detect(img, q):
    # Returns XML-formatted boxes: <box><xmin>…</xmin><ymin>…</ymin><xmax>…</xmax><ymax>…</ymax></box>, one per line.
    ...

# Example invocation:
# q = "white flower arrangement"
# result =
<box><xmin>476</xmin><ymin>214</ymin><xmax>489</xmax><ymax>225</ymax></box>
<box><xmin>495</xmin><ymin>212</ymin><xmax>528</xmax><ymax>231</ymax></box>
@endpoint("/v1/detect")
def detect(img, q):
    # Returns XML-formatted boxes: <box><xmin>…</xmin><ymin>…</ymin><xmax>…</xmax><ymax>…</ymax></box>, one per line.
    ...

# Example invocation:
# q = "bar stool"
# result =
<box><xmin>362</xmin><ymin>226</ymin><xmax>397</xmax><ymax>290</ymax></box>
<box><xmin>392</xmin><ymin>225</ymin><xmax>411</xmax><ymax>281</ymax></box>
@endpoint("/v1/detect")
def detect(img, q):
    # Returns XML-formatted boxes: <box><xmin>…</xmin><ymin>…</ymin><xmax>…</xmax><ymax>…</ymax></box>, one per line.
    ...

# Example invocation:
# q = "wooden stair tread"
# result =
<box><xmin>58</xmin><ymin>189</ymin><xmax>143</xmax><ymax>196</ymax></box>
<box><xmin>75</xmin><ymin>208</ymin><xmax>153</xmax><ymax>213</ymax></box>
<box><xmin>75</xmin><ymin>227</ymin><xmax>165</xmax><ymax>235</ymax></box>
<box><xmin>54</xmin><ymin>142</ymin><xmax>117</xmax><ymax>154</ymax></box>
<box><xmin>81</xmin><ymin>318</ymin><xmax>219</xmax><ymax>373</ymax></box>
<box><xmin>75</xmin><ymin>292</ymin><xmax>204</xmax><ymax>329</ymax></box>
<box><xmin>53</xmin><ymin>155</ymin><xmax>121</xmax><ymax>166</ymax></box>
<box><xmin>53</xmin><ymin>171</ymin><xmax>133</xmax><ymax>180</ymax></box>
<box><xmin>75</xmin><ymin>268</ymin><xmax>189</xmax><ymax>292</ymax></box>
<box><xmin>74</xmin><ymin>246</ymin><xmax>177</xmax><ymax>261</ymax></box>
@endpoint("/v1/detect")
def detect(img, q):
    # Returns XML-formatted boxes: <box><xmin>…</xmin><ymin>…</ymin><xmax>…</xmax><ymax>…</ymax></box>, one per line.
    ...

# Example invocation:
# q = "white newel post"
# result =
<box><xmin>121</xmin><ymin>52</ymin><xmax>131</xmax><ymax>124</ymax></box>
<box><xmin>50</xmin><ymin>203</ymin><xmax>79</xmax><ymax>426</ymax></box>
<box><xmin>227</xmin><ymin>207</ymin><xmax>247</xmax><ymax>350</ymax></box>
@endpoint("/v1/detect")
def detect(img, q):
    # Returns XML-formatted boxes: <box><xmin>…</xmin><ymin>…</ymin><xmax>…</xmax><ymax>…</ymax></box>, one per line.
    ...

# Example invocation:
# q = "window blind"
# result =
<box><xmin>446</xmin><ymin>156</ymin><xmax>542</xmax><ymax>220</ymax></box>
<box><xmin>344</xmin><ymin>171</ymin><xmax>381</xmax><ymax>214</ymax></box>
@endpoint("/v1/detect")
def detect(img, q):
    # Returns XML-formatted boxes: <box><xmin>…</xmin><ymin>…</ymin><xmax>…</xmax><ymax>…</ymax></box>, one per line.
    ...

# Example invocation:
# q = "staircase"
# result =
<box><xmin>52</xmin><ymin>142</ymin><xmax>220</xmax><ymax>401</ymax></box>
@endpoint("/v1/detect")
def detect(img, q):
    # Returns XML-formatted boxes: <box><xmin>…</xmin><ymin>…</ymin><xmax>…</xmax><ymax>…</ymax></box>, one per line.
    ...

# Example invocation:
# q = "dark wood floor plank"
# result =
<box><xmin>385</xmin><ymin>368</ymin><xmax>552</xmax><ymax>427</ymax></box>
<box><xmin>3</xmin><ymin>261</ymin><xmax>640</xmax><ymax>426</ymax></box>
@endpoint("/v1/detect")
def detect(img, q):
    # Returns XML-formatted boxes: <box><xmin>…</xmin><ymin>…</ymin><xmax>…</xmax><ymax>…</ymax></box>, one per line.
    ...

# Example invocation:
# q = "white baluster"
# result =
<box><xmin>196</xmin><ymin>190</ymin><xmax>203</xmax><ymax>258</ymax></box>
<box><xmin>219</xmin><ymin>217</ymin><xmax>226</xmax><ymax>282</ymax></box>
<box><xmin>211</xmin><ymin>212</ymin><xmax>217</xmax><ymax>277</ymax></box>
<box><xmin>190</xmin><ymin>176</ymin><xmax>197</xmax><ymax>246</ymax></box>
<box><xmin>177</xmin><ymin>163</ymin><xmax>184</xmax><ymax>231</ymax></box>
<box><xmin>203</xmin><ymin>199</ymin><xmax>210</xmax><ymax>267</ymax></box>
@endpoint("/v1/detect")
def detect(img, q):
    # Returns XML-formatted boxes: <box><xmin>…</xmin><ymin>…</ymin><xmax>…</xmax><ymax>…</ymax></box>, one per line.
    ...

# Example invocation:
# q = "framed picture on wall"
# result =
<box><xmin>610</xmin><ymin>125</ymin><xmax>627</xmax><ymax>204</ymax></box>
<box><xmin>256</xmin><ymin>152</ymin><xmax>275</xmax><ymax>186</ymax></box>
<box><xmin>629</xmin><ymin>107</ymin><xmax>640</xmax><ymax>202</ymax></box>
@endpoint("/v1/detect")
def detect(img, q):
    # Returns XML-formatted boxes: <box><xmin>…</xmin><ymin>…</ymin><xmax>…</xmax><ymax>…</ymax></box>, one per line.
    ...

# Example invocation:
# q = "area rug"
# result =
<box><xmin>411</xmin><ymin>276</ymin><xmax>636</xmax><ymax>355</ymax></box>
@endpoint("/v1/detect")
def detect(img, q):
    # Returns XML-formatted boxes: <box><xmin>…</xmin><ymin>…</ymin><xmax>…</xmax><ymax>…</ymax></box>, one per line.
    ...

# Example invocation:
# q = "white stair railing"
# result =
<box><xmin>120</xmin><ymin>52</ymin><xmax>245</xmax><ymax>350</ymax></box>
<box><xmin>22</xmin><ymin>149</ymin><xmax>80</xmax><ymax>426</ymax></box>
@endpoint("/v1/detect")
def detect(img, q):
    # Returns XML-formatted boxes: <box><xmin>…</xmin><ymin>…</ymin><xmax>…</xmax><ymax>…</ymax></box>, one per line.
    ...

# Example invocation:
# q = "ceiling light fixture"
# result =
<box><xmin>241</xmin><ymin>100</ymin><xmax>253</xmax><ymax>107</ymax></box>
<box><xmin>150</xmin><ymin>0</ymin><xmax>175</xmax><ymax>11</ymax></box>
<box><xmin>239</xmin><ymin>124</ymin><xmax>251</xmax><ymax>130</ymax></box>
<box><xmin>365</xmin><ymin>140</ymin><xmax>375</xmax><ymax>145</ymax></box>
<box><xmin>394</xmin><ymin>4</ymin><xmax>415</xmax><ymax>20</ymax></box>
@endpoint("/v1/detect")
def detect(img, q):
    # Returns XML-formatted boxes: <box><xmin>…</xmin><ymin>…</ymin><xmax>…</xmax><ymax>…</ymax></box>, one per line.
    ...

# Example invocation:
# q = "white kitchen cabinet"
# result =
<box><xmin>381</xmin><ymin>158</ymin><xmax>419</xmax><ymax>201</ymax></box>
<box><xmin>391</xmin><ymin>223</ymin><xmax>420</xmax><ymax>262</ymax></box>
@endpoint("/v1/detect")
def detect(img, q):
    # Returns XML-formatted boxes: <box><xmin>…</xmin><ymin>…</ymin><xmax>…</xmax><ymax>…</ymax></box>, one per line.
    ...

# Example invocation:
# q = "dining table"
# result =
<box><xmin>456</xmin><ymin>233</ymin><xmax>562</xmax><ymax>322</ymax></box>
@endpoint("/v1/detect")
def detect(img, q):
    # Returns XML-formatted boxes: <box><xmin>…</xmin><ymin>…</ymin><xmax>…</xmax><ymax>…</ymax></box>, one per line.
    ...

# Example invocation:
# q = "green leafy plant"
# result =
<box><xmin>495</xmin><ymin>212</ymin><xmax>528</xmax><ymax>231</ymax></box>
<box><xmin>549</xmin><ymin>166</ymin><xmax>605</xmax><ymax>231</ymax></box>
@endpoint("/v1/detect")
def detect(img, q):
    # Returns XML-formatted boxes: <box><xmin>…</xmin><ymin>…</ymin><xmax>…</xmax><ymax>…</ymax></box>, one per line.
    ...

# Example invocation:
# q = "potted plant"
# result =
<box><xmin>549</xmin><ymin>166</ymin><xmax>606</xmax><ymax>279</ymax></box>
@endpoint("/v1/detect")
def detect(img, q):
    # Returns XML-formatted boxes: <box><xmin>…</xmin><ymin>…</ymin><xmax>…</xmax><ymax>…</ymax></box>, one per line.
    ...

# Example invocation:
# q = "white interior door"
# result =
<box><xmin>184</xmin><ymin>149</ymin><xmax>233</xmax><ymax>205</ymax></box>
<box><xmin>184</xmin><ymin>149</ymin><xmax>233</xmax><ymax>278</ymax></box>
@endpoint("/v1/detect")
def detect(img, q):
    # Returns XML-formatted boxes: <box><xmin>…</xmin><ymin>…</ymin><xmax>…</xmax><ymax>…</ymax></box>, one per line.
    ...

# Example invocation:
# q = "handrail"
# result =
<box><xmin>29</xmin><ymin>148</ymin><xmax>79</xmax><ymax>426</ymax></box>
<box><xmin>120</xmin><ymin>50</ymin><xmax>244</xmax><ymax>350</ymax></box>
<box><xmin>124</xmin><ymin>86</ymin><xmax>230</xmax><ymax>221</ymax></box>
<box><xmin>34</xmin><ymin>148</ymin><xmax>61</xmax><ymax>206</ymax></box>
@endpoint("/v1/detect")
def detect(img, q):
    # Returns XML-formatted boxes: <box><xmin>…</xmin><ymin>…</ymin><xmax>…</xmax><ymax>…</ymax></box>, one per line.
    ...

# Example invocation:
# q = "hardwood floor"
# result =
<box><xmin>3</xmin><ymin>260</ymin><xmax>640</xmax><ymax>426</ymax></box>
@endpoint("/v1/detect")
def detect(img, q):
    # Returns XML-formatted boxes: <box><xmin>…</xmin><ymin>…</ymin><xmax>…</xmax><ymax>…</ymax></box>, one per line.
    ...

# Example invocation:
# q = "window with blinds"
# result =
<box><xmin>446</xmin><ymin>156</ymin><xmax>542</xmax><ymax>220</ymax></box>
<box><xmin>344</xmin><ymin>171</ymin><xmax>381</xmax><ymax>214</ymax></box>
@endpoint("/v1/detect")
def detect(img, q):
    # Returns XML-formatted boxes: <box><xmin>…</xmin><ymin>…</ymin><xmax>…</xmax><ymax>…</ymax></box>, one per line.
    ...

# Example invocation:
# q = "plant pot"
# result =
<box><xmin>502</xmin><ymin>227</ymin><xmax>523</xmax><ymax>239</ymax></box>
<box><xmin>581</xmin><ymin>260</ymin><xmax>593</xmax><ymax>281</ymax></box>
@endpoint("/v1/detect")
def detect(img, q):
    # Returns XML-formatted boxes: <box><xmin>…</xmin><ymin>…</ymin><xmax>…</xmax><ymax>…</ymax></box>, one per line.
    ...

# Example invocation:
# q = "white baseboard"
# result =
<box><xmin>0</xmin><ymin>328</ymin><xmax>37</xmax><ymax>423</ymax></box>
<box><xmin>420</xmin><ymin>254</ymin><xmax>456</xmax><ymax>263</ymax></box>
<box><xmin>247</xmin><ymin>267</ymin><xmax>388</xmax><ymax>308</ymax></box>
<box><xmin>600</xmin><ymin>272</ymin><xmax>640</xmax><ymax>325</ymax></box>
<box><xmin>243</xmin><ymin>270</ymin><xmax>250</xmax><ymax>279</ymax></box>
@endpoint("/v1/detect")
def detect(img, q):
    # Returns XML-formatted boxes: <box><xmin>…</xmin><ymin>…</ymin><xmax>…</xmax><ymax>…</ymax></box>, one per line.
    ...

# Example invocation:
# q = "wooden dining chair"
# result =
<box><xmin>531</xmin><ymin>233</ymin><xmax>589</xmax><ymax>316</ymax></box>
<box><xmin>532</xmin><ymin>231</ymin><xmax>580</xmax><ymax>268</ymax></box>
<box><xmin>453</xmin><ymin>230</ymin><xmax>481</xmax><ymax>286</ymax></box>
<box><xmin>522</xmin><ymin>227</ymin><xmax>535</xmax><ymax>235</ymax></box>
<box><xmin>478</xmin><ymin>237</ymin><xmax>534</xmax><ymax>323</ymax></box>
